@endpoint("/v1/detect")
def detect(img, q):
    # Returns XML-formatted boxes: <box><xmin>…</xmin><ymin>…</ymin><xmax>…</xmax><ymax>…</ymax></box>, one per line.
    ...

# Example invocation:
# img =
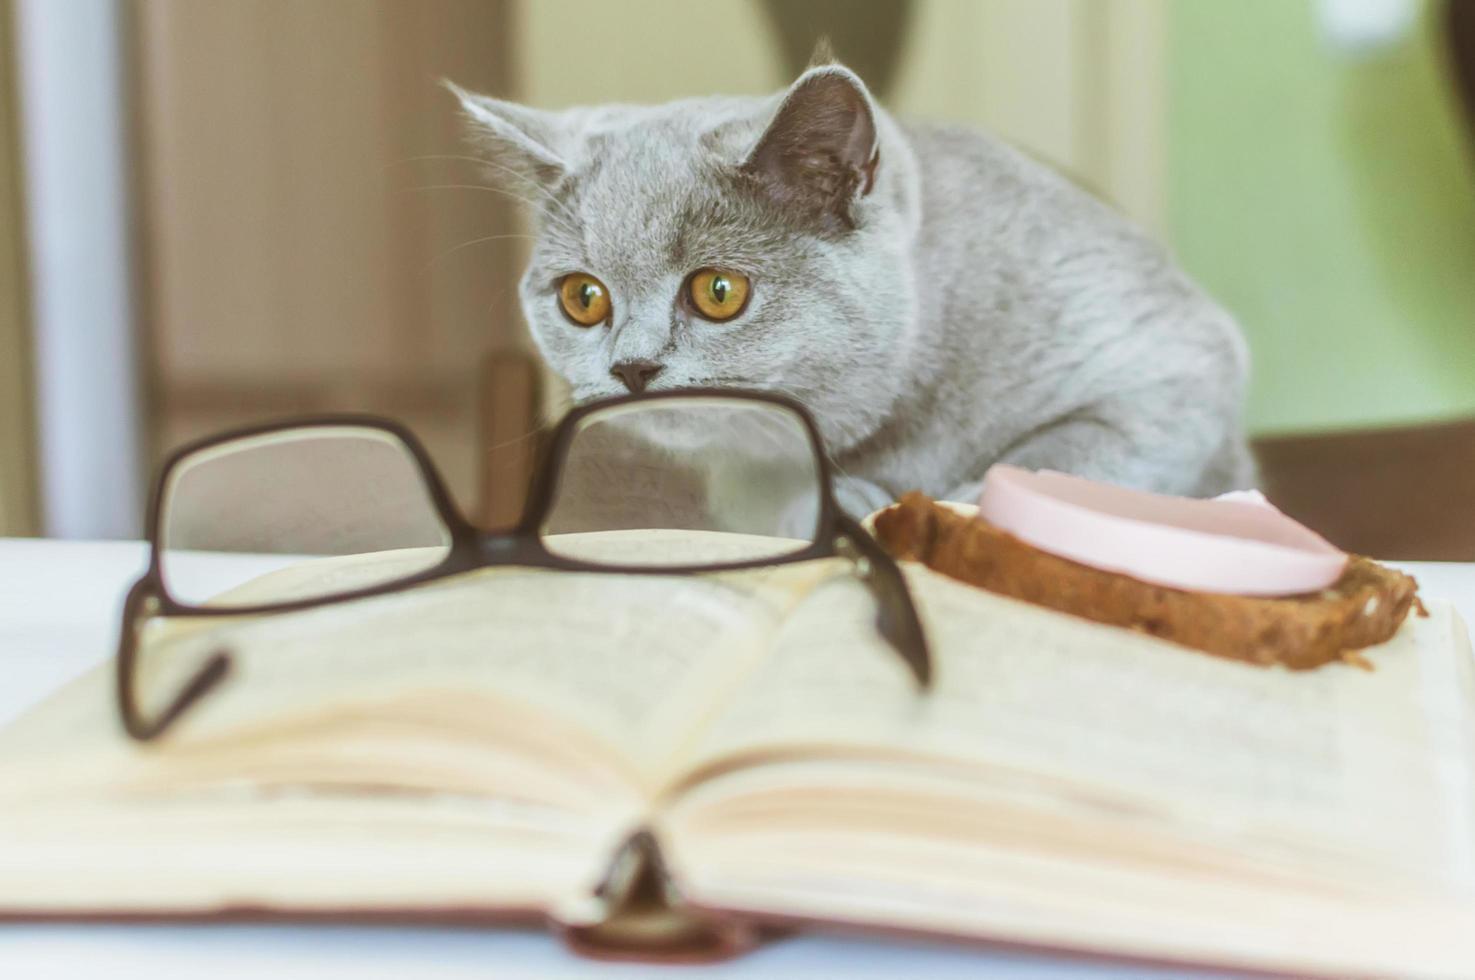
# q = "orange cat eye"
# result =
<box><xmin>559</xmin><ymin>273</ymin><xmax>611</xmax><ymax>327</ymax></box>
<box><xmin>688</xmin><ymin>269</ymin><xmax>750</xmax><ymax>322</ymax></box>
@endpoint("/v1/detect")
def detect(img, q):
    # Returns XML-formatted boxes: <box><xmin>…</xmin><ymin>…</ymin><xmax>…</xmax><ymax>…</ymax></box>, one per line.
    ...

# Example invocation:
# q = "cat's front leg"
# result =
<box><xmin>939</xmin><ymin>417</ymin><xmax>1132</xmax><ymax>505</ymax></box>
<box><xmin>942</xmin><ymin>398</ymin><xmax>1244</xmax><ymax>503</ymax></box>
<box><xmin>941</xmin><ymin>416</ymin><xmax>1146</xmax><ymax>505</ymax></box>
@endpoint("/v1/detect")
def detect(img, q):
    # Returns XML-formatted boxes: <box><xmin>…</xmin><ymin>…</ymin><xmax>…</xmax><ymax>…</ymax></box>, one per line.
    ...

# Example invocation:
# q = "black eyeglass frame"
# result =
<box><xmin>115</xmin><ymin>388</ymin><xmax>932</xmax><ymax>742</ymax></box>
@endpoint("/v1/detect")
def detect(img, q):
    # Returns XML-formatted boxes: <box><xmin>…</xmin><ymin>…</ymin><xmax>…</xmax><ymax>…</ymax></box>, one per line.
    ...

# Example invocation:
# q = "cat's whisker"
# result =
<box><xmin>481</xmin><ymin>278</ymin><xmax>520</xmax><ymax>323</ymax></box>
<box><xmin>466</xmin><ymin>157</ymin><xmax>583</xmax><ymax>229</ymax></box>
<box><xmin>385</xmin><ymin>153</ymin><xmax>511</xmax><ymax>170</ymax></box>
<box><xmin>424</xmin><ymin>151</ymin><xmax>585</xmax><ymax>234</ymax></box>
<box><xmin>422</xmin><ymin>233</ymin><xmax>537</xmax><ymax>275</ymax></box>
<box><xmin>406</xmin><ymin>181</ymin><xmax>545</xmax><ymax>214</ymax></box>
<box><xmin>539</xmin><ymin>390</ymin><xmax>576</xmax><ymax>426</ymax></box>
<box><xmin>481</xmin><ymin>427</ymin><xmax>543</xmax><ymax>454</ymax></box>
<box><xmin>483</xmin><ymin>396</ymin><xmax>572</xmax><ymax>456</ymax></box>
<box><xmin>406</xmin><ymin>184</ymin><xmax>580</xmax><ymax>237</ymax></box>
<box><xmin>393</xmin><ymin>151</ymin><xmax>583</xmax><ymax>230</ymax></box>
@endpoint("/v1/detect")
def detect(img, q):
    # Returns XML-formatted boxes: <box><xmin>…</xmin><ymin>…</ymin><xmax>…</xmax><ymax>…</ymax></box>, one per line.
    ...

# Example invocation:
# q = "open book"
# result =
<box><xmin>1</xmin><ymin>527</ymin><xmax>1473</xmax><ymax>977</ymax></box>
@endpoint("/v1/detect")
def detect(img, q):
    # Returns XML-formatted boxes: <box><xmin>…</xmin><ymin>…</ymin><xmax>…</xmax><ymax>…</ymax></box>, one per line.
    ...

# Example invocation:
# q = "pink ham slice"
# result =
<box><xmin>977</xmin><ymin>465</ymin><xmax>1348</xmax><ymax>596</ymax></box>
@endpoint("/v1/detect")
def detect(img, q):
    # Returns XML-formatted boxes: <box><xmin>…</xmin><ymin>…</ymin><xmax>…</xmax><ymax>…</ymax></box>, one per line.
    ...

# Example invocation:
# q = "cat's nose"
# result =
<box><xmin>610</xmin><ymin>360</ymin><xmax>663</xmax><ymax>393</ymax></box>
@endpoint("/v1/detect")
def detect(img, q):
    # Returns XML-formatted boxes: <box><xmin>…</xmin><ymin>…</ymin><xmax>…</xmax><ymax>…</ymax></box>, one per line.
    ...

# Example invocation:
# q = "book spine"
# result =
<box><xmin>554</xmin><ymin>827</ymin><xmax>762</xmax><ymax>962</ymax></box>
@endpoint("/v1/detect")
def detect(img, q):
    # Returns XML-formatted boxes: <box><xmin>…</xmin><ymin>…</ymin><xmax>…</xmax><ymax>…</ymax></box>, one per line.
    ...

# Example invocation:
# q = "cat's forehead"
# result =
<box><xmin>537</xmin><ymin>97</ymin><xmax>784</xmax><ymax>282</ymax></box>
<box><xmin>566</xmin><ymin>95</ymin><xmax>764</xmax><ymax>160</ymax></box>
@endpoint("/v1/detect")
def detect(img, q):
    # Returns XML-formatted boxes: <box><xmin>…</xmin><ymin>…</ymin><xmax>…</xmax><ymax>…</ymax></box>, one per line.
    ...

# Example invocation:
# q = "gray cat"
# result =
<box><xmin>449</xmin><ymin>56</ymin><xmax>1254</xmax><ymax>516</ymax></box>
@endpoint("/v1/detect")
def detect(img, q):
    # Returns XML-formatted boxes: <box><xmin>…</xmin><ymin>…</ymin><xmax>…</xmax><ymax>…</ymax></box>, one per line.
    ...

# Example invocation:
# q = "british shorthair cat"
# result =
<box><xmin>449</xmin><ymin>52</ymin><xmax>1254</xmax><ymax>515</ymax></box>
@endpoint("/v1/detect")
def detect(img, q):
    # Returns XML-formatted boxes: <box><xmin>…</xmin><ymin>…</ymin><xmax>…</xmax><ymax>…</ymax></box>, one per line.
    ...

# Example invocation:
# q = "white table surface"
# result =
<box><xmin>3</xmin><ymin>539</ymin><xmax>1472</xmax><ymax>980</ymax></box>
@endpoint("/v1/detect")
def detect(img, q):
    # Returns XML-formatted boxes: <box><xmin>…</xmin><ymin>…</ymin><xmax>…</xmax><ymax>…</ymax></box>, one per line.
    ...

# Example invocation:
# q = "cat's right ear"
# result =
<box><xmin>443</xmin><ymin>80</ymin><xmax>567</xmax><ymax>188</ymax></box>
<box><xmin>740</xmin><ymin>65</ymin><xmax>880</xmax><ymax>232</ymax></box>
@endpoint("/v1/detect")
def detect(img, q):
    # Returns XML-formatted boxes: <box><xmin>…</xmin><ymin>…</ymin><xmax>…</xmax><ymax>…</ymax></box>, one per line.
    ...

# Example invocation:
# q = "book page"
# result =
<box><xmin>0</xmin><ymin>539</ymin><xmax>846</xmax><ymax>803</ymax></box>
<box><xmin>673</xmin><ymin>565</ymin><xmax>1475</xmax><ymax>888</ymax></box>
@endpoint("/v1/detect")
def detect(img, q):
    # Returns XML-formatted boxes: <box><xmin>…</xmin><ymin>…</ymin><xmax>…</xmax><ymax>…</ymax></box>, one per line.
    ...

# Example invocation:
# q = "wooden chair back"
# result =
<box><xmin>1255</xmin><ymin>418</ymin><xmax>1475</xmax><ymax>560</ymax></box>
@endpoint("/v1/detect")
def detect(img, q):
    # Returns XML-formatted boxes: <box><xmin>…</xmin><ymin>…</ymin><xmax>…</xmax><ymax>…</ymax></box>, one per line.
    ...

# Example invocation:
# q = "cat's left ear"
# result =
<box><xmin>740</xmin><ymin>65</ymin><xmax>880</xmax><ymax>231</ymax></box>
<box><xmin>444</xmin><ymin>80</ymin><xmax>567</xmax><ymax>189</ymax></box>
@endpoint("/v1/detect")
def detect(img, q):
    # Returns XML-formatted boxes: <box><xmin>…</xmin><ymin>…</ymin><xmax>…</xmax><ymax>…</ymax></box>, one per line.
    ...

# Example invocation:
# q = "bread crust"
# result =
<box><xmin>873</xmin><ymin>492</ymin><xmax>1423</xmax><ymax>669</ymax></box>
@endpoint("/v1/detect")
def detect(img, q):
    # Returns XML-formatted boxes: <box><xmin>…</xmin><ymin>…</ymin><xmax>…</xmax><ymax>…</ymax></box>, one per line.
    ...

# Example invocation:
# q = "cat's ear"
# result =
<box><xmin>740</xmin><ymin>65</ymin><xmax>880</xmax><ymax>231</ymax></box>
<box><xmin>443</xmin><ymin>80</ymin><xmax>567</xmax><ymax>188</ymax></box>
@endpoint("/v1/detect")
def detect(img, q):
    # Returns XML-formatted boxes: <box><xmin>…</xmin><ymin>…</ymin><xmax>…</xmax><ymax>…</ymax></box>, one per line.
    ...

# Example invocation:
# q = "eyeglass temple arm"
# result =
<box><xmin>834</xmin><ymin>514</ymin><xmax>933</xmax><ymax>690</ymax></box>
<box><xmin>116</xmin><ymin>580</ymin><xmax>233</xmax><ymax>742</ymax></box>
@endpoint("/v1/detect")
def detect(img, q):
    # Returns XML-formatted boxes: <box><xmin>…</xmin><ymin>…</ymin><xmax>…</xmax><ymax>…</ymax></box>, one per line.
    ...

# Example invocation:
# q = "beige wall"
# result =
<box><xmin>516</xmin><ymin>0</ymin><xmax>1165</xmax><ymax>234</ymax></box>
<box><xmin>519</xmin><ymin>0</ymin><xmax>783</xmax><ymax>105</ymax></box>
<box><xmin>891</xmin><ymin>0</ymin><xmax>1166</xmax><ymax>236</ymax></box>
<box><xmin>0</xmin><ymin>0</ymin><xmax>39</xmax><ymax>536</ymax></box>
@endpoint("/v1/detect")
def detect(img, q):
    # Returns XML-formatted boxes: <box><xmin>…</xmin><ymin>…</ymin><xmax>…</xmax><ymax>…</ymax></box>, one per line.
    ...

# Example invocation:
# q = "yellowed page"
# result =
<box><xmin>674</xmin><ymin>565</ymin><xmax>1475</xmax><ymax>889</ymax></box>
<box><xmin>0</xmin><ymin>791</ymin><xmax>607</xmax><ymax>915</ymax></box>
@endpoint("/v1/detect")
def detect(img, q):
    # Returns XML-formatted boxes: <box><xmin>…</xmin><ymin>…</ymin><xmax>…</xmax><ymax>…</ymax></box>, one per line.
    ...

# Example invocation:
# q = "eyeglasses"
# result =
<box><xmin>114</xmin><ymin>389</ymin><xmax>931</xmax><ymax>741</ymax></box>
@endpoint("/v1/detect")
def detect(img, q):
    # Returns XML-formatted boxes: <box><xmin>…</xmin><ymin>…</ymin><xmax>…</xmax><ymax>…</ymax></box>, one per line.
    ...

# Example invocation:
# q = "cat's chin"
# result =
<box><xmin>606</xmin><ymin>414</ymin><xmax>721</xmax><ymax>452</ymax></box>
<box><xmin>568</xmin><ymin>391</ymin><xmax>818</xmax><ymax>462</ymax></box>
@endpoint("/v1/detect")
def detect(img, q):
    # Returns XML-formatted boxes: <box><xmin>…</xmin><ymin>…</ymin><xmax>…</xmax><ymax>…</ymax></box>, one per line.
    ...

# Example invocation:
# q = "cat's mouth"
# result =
<box><xmin>573</xmin><ymin>376</ymin><xmax>778</xmax><ymax>404</ymax></box>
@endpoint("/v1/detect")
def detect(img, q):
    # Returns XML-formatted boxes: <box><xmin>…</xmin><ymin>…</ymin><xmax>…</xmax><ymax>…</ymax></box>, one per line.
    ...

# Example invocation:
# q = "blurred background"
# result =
<box><xmin>1</xmin><ymin>0</ymin><xmax>1473</xmax><ymax>554</ymax></box>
